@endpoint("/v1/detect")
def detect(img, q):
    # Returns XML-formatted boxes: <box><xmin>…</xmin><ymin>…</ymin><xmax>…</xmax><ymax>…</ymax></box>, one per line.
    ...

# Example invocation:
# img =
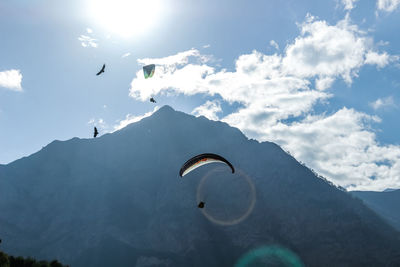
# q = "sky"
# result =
<box><xmin>0</xmin><ymin>0</ymin><xmax>399</xmax><ymax>191</ymax></box>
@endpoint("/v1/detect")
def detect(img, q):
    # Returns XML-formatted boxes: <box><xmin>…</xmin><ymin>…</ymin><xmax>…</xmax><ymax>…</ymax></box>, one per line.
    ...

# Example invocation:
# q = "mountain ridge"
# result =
<box><xmin>1</xmin><ymin>105</ymin><xmax>400</xmax><ymax>267</ymax></box>
<box><xmin>352</xmin><ymin>189</ymin><xmax>400</xmax><ymax>231</ymax></box>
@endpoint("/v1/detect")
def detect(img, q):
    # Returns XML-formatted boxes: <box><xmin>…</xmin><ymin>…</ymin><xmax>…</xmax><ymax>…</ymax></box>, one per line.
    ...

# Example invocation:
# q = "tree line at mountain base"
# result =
<box><xmin>0</xmin><ymin>251</ymin><xmax>68</xmax><ymax>267</ymax></box>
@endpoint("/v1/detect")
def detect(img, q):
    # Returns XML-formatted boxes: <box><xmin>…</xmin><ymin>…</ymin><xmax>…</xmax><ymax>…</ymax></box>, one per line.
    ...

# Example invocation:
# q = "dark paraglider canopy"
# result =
<box><xmin>96</xmin><ymin>64</ymin><xmax>105</xmax><ymax>76</ymax></box>
<box><xmin>94</xmin><ymin>127</ymin><xmax>99</xmax><ymax>138</ymax></box>
<box><xmin>179</xmin><ymin>153</ymin><xmax>235</xmax><ymax>177</ymax></box>
<box><xmin>198</xmin><ymin>202</ymin><xmax>205</xmax><ymax>209</ymax></box>
<box><xmin>143</xmin><ymin>64</ymin><xmax>155</xmax><ymax>79</ymax></box>
<box><xmin>150</xmin><ymin>97</ymin><xmax>156</xmax><ymax>103</ymax></box>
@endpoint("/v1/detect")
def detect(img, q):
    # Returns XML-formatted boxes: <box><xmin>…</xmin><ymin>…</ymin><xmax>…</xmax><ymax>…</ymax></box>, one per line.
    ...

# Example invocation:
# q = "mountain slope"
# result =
<box><xmin>1</xmin><ymin>105</ymin><xmax>400</xmax><ymax>267</ymax></box>
<box><xmin>352</xmin><ymin>189</ymin><xmax>400</xmax><ymax>231</ymax></box>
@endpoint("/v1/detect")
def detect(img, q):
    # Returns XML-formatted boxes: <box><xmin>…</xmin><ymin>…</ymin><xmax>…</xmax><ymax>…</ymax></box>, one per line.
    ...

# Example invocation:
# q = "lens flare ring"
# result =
<box><xmin>235</xmin><ymin>246</ymin><xmax>304</xmax><ymax>267</ymax></box>
<box><xmin>196</xmin><ymin>167</ymin><xmax>256</xmax><ymax>226</ymax></box>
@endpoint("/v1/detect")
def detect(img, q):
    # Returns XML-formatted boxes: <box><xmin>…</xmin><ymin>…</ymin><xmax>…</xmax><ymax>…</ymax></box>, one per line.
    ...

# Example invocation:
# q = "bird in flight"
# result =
<box><xmin>96</xmin><ymin>64</ymin><xmax>105</xmax><ymax>76</ymax></box>
<box><xmin>94</xmin><ymin>127</ymin><xmax>99</xmax><ymax>138</ymax></box>
<box><xmin>150</xmin><ymin>97</ymin><xmax>156</xmax><ymax>103</ymax></box>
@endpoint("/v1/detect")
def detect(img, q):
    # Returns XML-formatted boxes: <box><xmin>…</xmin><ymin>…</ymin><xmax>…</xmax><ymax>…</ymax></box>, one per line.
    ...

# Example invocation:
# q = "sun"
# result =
<box><xmin>87</xmin><ymin>0</ymin><xmax>163</xmax><ymax>38</ymax></box>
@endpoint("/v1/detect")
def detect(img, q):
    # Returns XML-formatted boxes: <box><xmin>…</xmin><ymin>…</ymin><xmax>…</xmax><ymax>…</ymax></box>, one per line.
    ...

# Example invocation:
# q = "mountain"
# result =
<box><xmin>352</xmin><ymin>189</ymin><xmax>400</xmax><ymax>231</ymax></box>
<box><xmin>384</xmin><ymin>188</ymin><xmax>398</xmax><ymax>192</ymax></box>
<box><xmin>1</xmin><ymin>105</ymin><xmax>400</xmax><ymax>267</ymax></box>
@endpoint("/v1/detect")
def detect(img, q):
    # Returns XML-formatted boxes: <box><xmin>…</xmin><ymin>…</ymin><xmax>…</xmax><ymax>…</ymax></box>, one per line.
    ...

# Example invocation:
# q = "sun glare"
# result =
<box><xmin>87</xmin><ymin>0</ymin><xmax>163</xmax><ymax>38</ymax></box>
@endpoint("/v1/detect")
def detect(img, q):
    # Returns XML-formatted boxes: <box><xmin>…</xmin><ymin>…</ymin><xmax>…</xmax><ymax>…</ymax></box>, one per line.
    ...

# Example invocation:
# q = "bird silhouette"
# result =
<box><xmin>150</xmin><ymin>97</ymin><xmax>156</xmax><ymax>103</ymax></box>
<box><xmin>96</xmin><ymin>64</ymin><xmax>105</xmax><ymax>76</ymax></box>
<box><xmin>94</xmin><ymin>127</ymin><xmax>99</xmax><ymax>138</ymax></box>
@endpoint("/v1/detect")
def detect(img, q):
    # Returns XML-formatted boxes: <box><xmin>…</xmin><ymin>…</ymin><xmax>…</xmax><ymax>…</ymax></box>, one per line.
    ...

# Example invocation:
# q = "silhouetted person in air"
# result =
<box><xmin>198</xmin><ymin>202</ymin><xmax>205</xmax><ymax>209</ymax></box>
<box><xmin>94</xmin><ymin>127</ymin><xmax>99</xmax><ymax>138</ymax></box>
<box><xmin>96</xmin><ymin>64</ymin><xmax>105</xmax><ymax>76</ymax></box>
<box><xmin>150</xmin><ymin>97</ymin><xmax>156</xmax><ymax>103</ymax></box>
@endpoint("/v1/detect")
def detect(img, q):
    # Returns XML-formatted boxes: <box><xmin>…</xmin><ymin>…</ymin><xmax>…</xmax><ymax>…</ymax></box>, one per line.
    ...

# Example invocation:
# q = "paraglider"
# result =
<box><xmin>198</xmin><ymin>202</ymin><xmax>205</xmax><ymax>209</ymax></box>
<box><xmin>143</xmin><ymin>64</ymin><xmax>155</xmax><ymax>79</ymax></box>
<box><xmin>94</xmin><ymin>127</ymin><xmax>99</xmax><ymax>138</ymax></box>
<box><xmin>150</xmin><ymin>97</ymin><xmax>156</xmax><ymax>103</ymax></box>
<box><xmin>96</xmin><ymin>64</ymin><xmax>105</xmax><ymax>76</ymax></box>
<box><xmin>179</xmin><ymin>153</ymin><xmax>235</xmax><ymax>177</ymax></box>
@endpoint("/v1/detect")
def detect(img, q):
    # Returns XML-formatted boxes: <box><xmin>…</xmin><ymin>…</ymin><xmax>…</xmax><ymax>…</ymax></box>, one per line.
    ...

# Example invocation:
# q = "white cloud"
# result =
<box><xmin>122</xmin><ymin>52</ymin><xmax>131</xmax><ymax>58</ymax></box>
<box><xmin>369</xmin><ymin>96</ymin><xmax>396</xmax><ymax>110</ymax></box>
<box><xmin>192</xmin><ymin>100</ymin><xmax>222</xmax><ymax>121</ymax></box>
<box><xmin>342</xmin><ymin>0</ymin><xmax>358</xmax><ymax>10</ymax></box>
<box><xmin>203</xmin><ymin>44</ymin><xmax>211</xmax><ymax>48</ymax></box>
<box><xmin>78</xmin><ymin>35</ymin><xmax>98</xmax><ymax>48</ymax></box>
<box><xmin>264</xmin><ymin>108</ymin><xmax>400</xmax><ymax>191</ymax></box>
<box><xmin>130</xmin><ymin>51</ymin><xmax>215</xmax><ymax>100</ymax></box>
<box><xmin>137</xmin><ymin>48</ymin><xmax>209</xmax><ymax>67</ymax></box>
<box><xmin>113</xmin><ymin>107</ymin><xmax>160</xmax><ymax>132</ymax></box>
<box><xmin>315</xmin><ymin>76</ymin><xmax>335</xmax><ymax>90</ymax></box>
<box><xmin>282</xmin><ymin>14</ymin><xmax>380</xmax><ymax>85</ymax></box>
<box><xmin>377</xmin><ymin>0</ymin><xmax>400</xmax><ymax>12</ymax></box>
<box><xmin>377</xmin><ymin>40</ymin><xmax>390</xmax><ymax>46</ymax></box>
<box><xmin>364</xmin><ymin>51</ymin><xmax>398</xmax><ymax>68</ymax></box>
<box><xmin>0</xmin><ymin>69</ymin><xmax>23</xmax><ymax>91</ymax></box>
<box><xmin>87</xmin><ymin>28</ymin><xmax>93</xmax><ymax>34</ymax></box>
<box><xmin>269</xmin><ymin>40</ymin><xmax>279</xmax><ymax>50</ymax></box>
<box><xmin>128</xmin><ymin>15</ymin><xmax>400</xmax><ymax>190</ymax></box>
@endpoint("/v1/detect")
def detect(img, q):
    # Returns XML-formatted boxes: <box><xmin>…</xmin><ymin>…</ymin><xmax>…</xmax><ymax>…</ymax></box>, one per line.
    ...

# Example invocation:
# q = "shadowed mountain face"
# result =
<box><xmin>1</xmin><ymin>105</ymin><xmax>400</xmax><ymax>267</ymax></box>
<box><xmin>352</xmin><ymin>189</ymin><xmax>400</xmax><ymax>232</ymax></box>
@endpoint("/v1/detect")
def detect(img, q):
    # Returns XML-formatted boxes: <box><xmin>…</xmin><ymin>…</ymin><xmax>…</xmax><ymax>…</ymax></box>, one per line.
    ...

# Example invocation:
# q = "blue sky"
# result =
<box><xmin>0</xmin><ymin>0</ymin><xmax>399</xmax><ymax>191</ymax></box>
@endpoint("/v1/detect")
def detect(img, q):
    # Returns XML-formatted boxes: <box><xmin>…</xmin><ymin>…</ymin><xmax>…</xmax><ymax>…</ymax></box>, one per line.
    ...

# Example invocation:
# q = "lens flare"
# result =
<box><xmin>235</xmin><ymin>246</ymin><xmax>304</xmax><ymax>267</ymax></box>
<box><xmin>196</xmin><ymin>167</ymin><xmax>256</xmax><ymax>226</ymax></box>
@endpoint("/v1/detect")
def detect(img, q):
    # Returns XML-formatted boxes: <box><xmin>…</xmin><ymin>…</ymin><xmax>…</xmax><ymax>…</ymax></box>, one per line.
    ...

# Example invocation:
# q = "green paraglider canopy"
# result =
<box><xmin>143</xmin><ymin>64</ymin><xmax>155</xmax><ymax>79</ymax></box>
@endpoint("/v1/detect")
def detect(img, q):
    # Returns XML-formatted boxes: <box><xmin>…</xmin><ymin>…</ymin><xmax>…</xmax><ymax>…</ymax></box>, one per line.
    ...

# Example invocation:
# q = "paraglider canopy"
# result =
<box><xmin>179</xmin><ymin>153</ymin><xmax>235</xmax><ymax>177</ymax></box>
<box><xmin>143</xmin><ymin>64</ymin><xmax>155</xmax><ymax>79</ymax></box>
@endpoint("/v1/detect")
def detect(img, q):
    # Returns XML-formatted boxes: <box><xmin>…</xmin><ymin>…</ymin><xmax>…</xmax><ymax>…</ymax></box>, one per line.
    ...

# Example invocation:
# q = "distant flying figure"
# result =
<box><xmin>150</xmin><ymin>97</ymin><xmax>156</xmax><ymax>103</ymax></box>
<box><xmin>198</xmin><ymin>202</ymin><xmax>205</xmax><ymax>209</ymax></box>
<box><xmin>94</xmin><ymin>127</ymin><xmax>99</xmax><ymax>138</ymax></box>
<box><xmin>96</xmin><ymin>64</ymin><xmax>105</xmax><ymax>76</ymax></box>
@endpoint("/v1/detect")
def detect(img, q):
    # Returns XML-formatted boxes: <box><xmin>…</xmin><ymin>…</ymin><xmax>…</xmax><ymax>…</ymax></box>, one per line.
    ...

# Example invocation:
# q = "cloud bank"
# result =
<box><xmin>128</xmin><ymin>15</ymin><xmax>399</xmax><ymax>191</ymax></box>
